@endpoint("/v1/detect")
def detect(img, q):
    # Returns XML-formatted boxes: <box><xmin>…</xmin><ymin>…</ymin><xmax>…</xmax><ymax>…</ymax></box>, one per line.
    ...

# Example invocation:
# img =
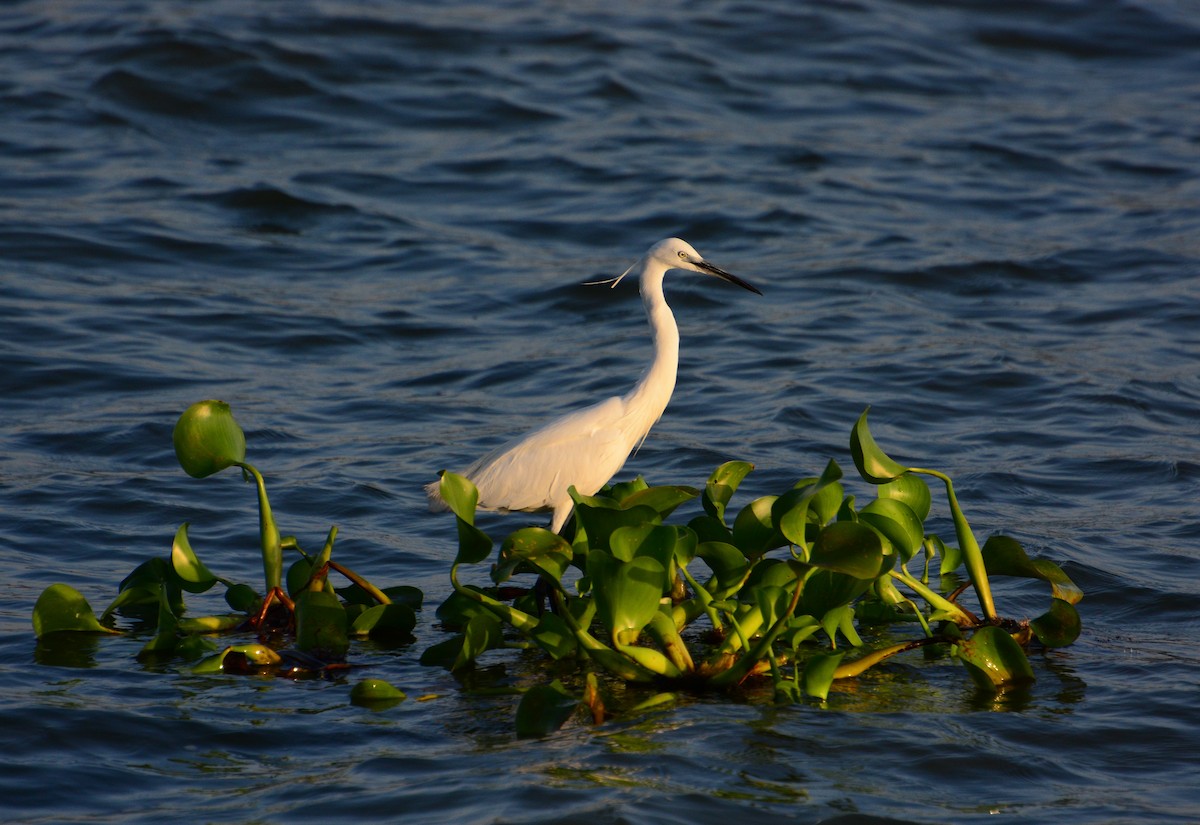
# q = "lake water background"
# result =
<box><xmin>2</xmin><ymin>1</ymin><xmax>1198</xmax><ymax>822</ymax></box>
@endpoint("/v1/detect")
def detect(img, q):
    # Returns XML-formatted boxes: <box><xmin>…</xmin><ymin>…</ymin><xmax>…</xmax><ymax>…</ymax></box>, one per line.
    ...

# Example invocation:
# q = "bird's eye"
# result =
<box><xmin>678</xmin><ymin>251</ymin><xmax>688</xmax><ymax>260</ymax></box>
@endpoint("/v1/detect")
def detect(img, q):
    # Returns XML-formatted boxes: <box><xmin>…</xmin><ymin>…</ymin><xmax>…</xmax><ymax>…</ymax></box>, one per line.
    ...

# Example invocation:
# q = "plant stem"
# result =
<box><xmin>908</xmin><ymin>467</ymin><xmax>997</xmax><ymax>622</ymax></box>
<box><xmin>237</xmin><ymin>463</ymin><xmax>282</xmax><ymax>592</ymax></box>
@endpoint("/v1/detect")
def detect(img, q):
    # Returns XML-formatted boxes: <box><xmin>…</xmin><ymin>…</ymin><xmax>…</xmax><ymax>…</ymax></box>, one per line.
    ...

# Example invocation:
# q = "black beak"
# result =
<box><xmin>697</xmin><ymin>260</ymin><xmax>763</xmax><ymax>296</ymax></box>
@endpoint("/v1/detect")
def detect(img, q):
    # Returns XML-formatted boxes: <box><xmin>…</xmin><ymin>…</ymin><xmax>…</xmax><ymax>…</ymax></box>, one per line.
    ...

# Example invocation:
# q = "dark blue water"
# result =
<box><xmin>3</xmin><ymin>1</ymin><xmax>1198</xmax><ymax>822</ymax></box>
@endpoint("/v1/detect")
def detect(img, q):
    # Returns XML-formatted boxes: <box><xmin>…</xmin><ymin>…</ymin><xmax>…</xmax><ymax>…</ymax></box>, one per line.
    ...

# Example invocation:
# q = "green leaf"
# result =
<box><xmin>1029</xmin><ymin>598</ymin><xmax>1082</xmax><ymax>648</ymax></box>
<box><xmin>530</xmin><ymin>613</ymin><xmax>578</xmax><ymax>660</ymax></box>
<box><xmin>803</xmin><ymin>650</ymin><xmax>846</xmax><ymax>701</ymax></box>
<box><xmin>809</xmin><ymin>521</ymin><xmax>888</xmax><ymax>580</ymax></box>
<box><xmin>702</xmin><ymin>460</ymin><xmax>754</xmax><ymax>524</ymax></box>
<box><xmin>170</xmin><ymin>523</ymin><xmax>220</xmax><ymax>594</ymax></box>
<box><xmin>588</xmin><ymin>551</ymin><xmax>668</xmax><ymax>642</ymax></box>
<box><xmin>33</xmin><ymin>584</ymin><xmax>121</xmax><ymax>637</ymax></box>
<box><xmin>351</xmin><ymin>679</ymin><xmax>407</xmax><ymax>706</ymax></box>
<box><xmin>515</xmin><ymin>680</ymin><xmax>580</xmax><ymax>738</ymax></box>
<box><xmin>794</xmin><ymin>568</ymin><xmax>874</xmax><ymax>620</ymax></box>
<box><xmin>572</xmin><ymin>497</ymin><xmax>661</xmax><ymax>554</ymax></box>
<box><xmin>173</xmin><ymin>400</ymin><xmax>247</xmax><ymax>479</ymax></box>
<box><xmin>695</xmin><ymin>541</ymin><xmax>751</xmax><ymax>597</ymax></box>
<box><xmin>439</xmin><ymin>472</ymin><xmax>479</xmax><ymax>524</ymax></box>
<box><xmin>225</xmin><ymin>583</ymin><xmax>261</xmax><ymax>613</ymax></box>
<box><xmin>858</xmin><ymin>498</ymin><xmax>924</xmax><ymax>563</ymax></box>
<box><xmin>981</xmin><ymin>535</ymin><xmax>1083</xmax><ymax>605</ymax></box>
<box><xmin>731</xmin><ymin>494</ymin><xmax>782</xmax><ymax>558</ymax></box>
<box><xmin>350</xmin><ymin>603</ymin><xmax>417</xmax><ymax>639</ymax></box>
<box><xmin>493</xmin><ymin>527</ymin><xmax>573</xmax><ymax>584</ymax></box>
<box><xmin>878</xmin><ymin>474</ymin><xmax>932</xmax><ymax>521</ymax></box>
<box><xmin>295</xmin><ymin>589</ymin><xmax>349</xmax><ymax>660</ymax></box>
<box><xmin>850</xmin><ymin>407</ymin><xmax>910</xmax><ymax>484</ymax></box>
<box><xmin>609</xmin><ymin>523</ymin><xmax>677</xmax><ymax>569</ymax></box>
<box><xmin>619</xmin><ymin>485</ymin><xmax>699</xmax><ymax>520</ymax></box>
<box><xmin>956</xmin><ymin>625</ymin><xmax>1035</xmax><ymax>689</ymax></box>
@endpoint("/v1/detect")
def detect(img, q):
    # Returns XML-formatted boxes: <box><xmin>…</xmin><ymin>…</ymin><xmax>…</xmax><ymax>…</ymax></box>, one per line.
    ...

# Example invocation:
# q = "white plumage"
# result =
<box><xmin>426</xmin><ymin>237</ymin><xmax>760</xmax><ymax>532</ymax></box>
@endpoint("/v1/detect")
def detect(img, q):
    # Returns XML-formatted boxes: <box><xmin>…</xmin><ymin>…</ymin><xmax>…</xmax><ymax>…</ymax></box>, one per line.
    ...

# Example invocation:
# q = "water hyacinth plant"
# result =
<box><xmin>425</xmin><ymin>407</ymin><xmax>1082</xmax><ymax>735</ymax></box>
<box><xmin>33</xmin><ymin>401</ymin><xmax>419</xmax><ymax>690</ymax></box>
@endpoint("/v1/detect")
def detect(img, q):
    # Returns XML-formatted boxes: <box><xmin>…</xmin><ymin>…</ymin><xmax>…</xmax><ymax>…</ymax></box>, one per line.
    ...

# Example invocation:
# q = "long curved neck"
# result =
<box><xmin>624</xmin><ymin>260</ymin><xmax>678</xmax><ymax>425</ymax></box>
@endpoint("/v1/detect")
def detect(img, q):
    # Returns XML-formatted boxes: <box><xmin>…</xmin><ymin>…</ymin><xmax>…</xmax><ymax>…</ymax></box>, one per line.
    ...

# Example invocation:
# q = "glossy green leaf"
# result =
<box><xmin>515</xmin><ymin>680</ymin><xmax>579</xmax><ymax>738</ymax></box>
<box><xmin>351</xmin><ymin>679</ymin><xmax>407</xmax><ymax>706</ymax></box>
<box><xmin>493</xmin><ymin>527</ymin><xmax>573</xmax><ymax>584</ymax></box>
<box><xmin>1030</xmin><ymin>598</ymin><xmax>1082</xmax><ymax>648</ymax></box>
<box><xmin>571</xmin><ymin>496</ymin><xmax>661</xmax><ymax>554</ymax></box>
<box><xmin>588</xmin><ymin>551</ymin><xmax>667</xmax><ymax>642</ymax></box>
<box><xmin>620</xmin><ymin>485</ymin><xmax>699</xmax><ymax>520</ymax></box>
<box><xmin>809</xmin><ymin>521</ymin><xmax>888</xmax><ymax>580</ymax></box>
<box><xmin>350</xmin><ymin>603</ymin><xmax>417</xmax><ymax>638</ymax></box>
<box><xmin>981</xmin><ymin>535</ymin><xmax>1083</xmax><ymax>605</ymax></box>
<box><xmin>878</xmin><ymin>474</ymin><xmax>932</xmax><ymax>521</ymax></box>
<box><xmin>173</xmin><ymin>400</ymin><xmax>247</xmax><ymax>479</ymax></box>
<box><xmin>530</xmin><ymin>613</ymin><xmax>578</xmax><ymax>660</ymax></box>
<box><xmin>858</xmin><ymin>498</ymin><xmax>924</xmax><ymax>562</ymax></box>
<box><xmin>294</xmin><ymin>589</ymin><xmax>349</xmax><ymax>660</ymax></box>
<box><xmin>794</xmin><ymin>568</ymin><xmax>874</xmax><ymax>619</ymax></box>
<box><xmin>33</xmin><ymin>584</ymin><xmax>120</xmax><ymax>637</ymax></box>
<box><xmin>702</xmin><ymin>460</ymin><xmax>754</xmax><ymax>524</ymax></box>
<box><xmin>695</xmin><ymin>541</ymin><xmax>751</xmax><ymax>597</ymax></box>
<box><xmin>731</xmin><ymin>494</ymin><xmax>782</xmax><ymax>558</ymax></box>
<box><xmin>191</xmin><ymin>643</ymin><xmax>282</xmax><ymax>674</ymax></box>
<box><xmin>456</xmin><ymin>610</ymin><xmax>505</xmax><ymax>670</ymax></box>
<box><xmin>177</xmin><ymin>614</ymin><xmax>245</xmax><ymax>633</ymax></box>
<box><xmin>956</xmin><ymin>625</ymin><xmax>1035</xmax><ymax>689</ymax></box>
<box><xmin>438</xmin><ymin>471</ymin><xmax>479</xmax><ymax>524</ymax></box>
<box><xmin>850</xmin><ymin>407</ymin><xmax>910</xmax><ymax>484</ymax></box>
<box><xmin>803</xmin><ymin>650</ymin><xmax>846</xmax><ymax>701</ymax></box>
<box><xmin>170</xmin><ymin>523</ymin><xmax>220</xmax><ymax>593</ymax></box>
<box><xmin>607</xmin><ymin>476</ymin><xmax>649</xmax><ymax>502</ymax></box>
<box><xmin>609</xmin><ymin>523</ymin><xmax>677</xmax><ymax>569</ymax></box>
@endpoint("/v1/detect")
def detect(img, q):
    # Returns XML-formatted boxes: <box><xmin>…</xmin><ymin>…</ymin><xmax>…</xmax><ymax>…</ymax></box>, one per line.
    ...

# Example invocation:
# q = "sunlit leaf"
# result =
<box><xmin>981</xmin><ymin>535</ymin><xmax>1083</xmax><ymax>605</ymax></box>
<box><xmin>609</xmin><ymin>524</ymin><xmax>676</xmax><ymax>570</ymax></box>
<box><xmin>620</xmin><ymin>485</ymin><xmax>699</xmax><ymax>520</ymax></box>
<box><xmin>809</xmin><ymin>521</ymin><xmax>888</xmax><ymax>580</ymax></box>
<box><xmin>803</xmin><ymin>650</ymin><xmax>846</xmax><ymax>701</ymax></box>
<box><xmin>173</xmin><ymin>400</ymin><xmax>247</xmax><ymax>479</ymax></box>
<box><xmin>702</xmin><ymin>460</ymin><xmax>754</xmax><ymax>524</ymax></box>
<box><xmin>794</xmin><ymin>568</ymin><xmax>873</xmax><ymax>620</ymax></box>
<box><xmin>731</xmin><ymin>494</ymin><xmax>782</xmax><ymax>558</ymax></box>
<box><xmin>588</xmin><ymin>551</ymin><xmax>667</xmax><ymax>642</ymax></box>
<box><xmin>607</xmin><ymin>476</ymin><xmax>649</xmax><ymax>502</ymax></box>
<box><xmin>439</xmin><ymin>472</ymin><xmax>479</xmax><ymax>524</ymax></box>
<box><xmin>177</xmin><ymin>614</ymin><xmax>244</xmax><ymax>633</ymax></box>
<box><xmin>191</xmin><ymin>643</ymin><xmax>282</xmax><ymax>674</ymax></box>
<box><xmin>493</xmin><ymin>527</ymin><xmax>573</xmax><ymax>584</ymax></box>
<box><xmin>850</xmin><ymin>407</ymin><xmax>910</xmax><ymax>484</ymax></box>
<box><xmin>33</xmin><ymin>584</ymin><xmax>120</xmax><ymax>637</ymax></box>
<box><xmin>1029</xmin><ymin>598</ymin><xmax>1082</xmax><ymax>648</ymax></box>
<box><xmin>878</xmin><ymin>474</ymin><xmax>932</xmax><ymax>521</ymax></box>
<box><xmin>858</xmin><ymin>498</ymin><xmax>924</xmax><ymax>562</ymax></box>
<box><xmin>515</xmin><ymin>680</ymin><xmax>579</xmax><ymax>738</ymax></box>
<box><xmin>956</xmin><ymin>625</ymin><xmax>1035</xmax><ymax>689</ymax></box>
<box><xmin>572</xmin><ymin>497</ymin><xmax>661</xmax><ymax>554</ymax></box>
<box><xmin>695</xmin><ymin>541</ymin><xmax>751</xmax><ymax>596</ymax></box>
<box><xmin>170</xmin><ymin>523</ymin><xmax>220</xmax><ymax>594</ymax></box>
<box><xmin>351</xmin><ymin>679</ymin><xmax>407</xmax><ymax>706</ymax></box>
<box><xmin>530</xmin><ymin>613</ymin><xmax>578</xmax><ymax>660</ymax></box>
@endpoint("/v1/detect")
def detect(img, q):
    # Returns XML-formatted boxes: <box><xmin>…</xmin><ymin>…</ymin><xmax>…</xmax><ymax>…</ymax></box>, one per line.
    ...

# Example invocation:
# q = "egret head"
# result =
<box><xmin>649</xmin><ymin>237</ymin><xmax>762</xmax><ymax>295</ymax></box>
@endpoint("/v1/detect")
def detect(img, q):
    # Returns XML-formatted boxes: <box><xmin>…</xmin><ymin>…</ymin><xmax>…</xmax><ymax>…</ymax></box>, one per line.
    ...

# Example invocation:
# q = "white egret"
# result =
<box><xmin>426</xmin><ymin>237</ymin><xmax>761</xmax><ymax>533</ymax></box>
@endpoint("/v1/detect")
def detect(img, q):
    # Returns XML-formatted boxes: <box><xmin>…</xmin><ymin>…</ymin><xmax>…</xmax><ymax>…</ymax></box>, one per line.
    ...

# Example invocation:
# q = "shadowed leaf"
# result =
<box><xmin>1030</xmin><ymin>598</ymin><xmax>1082</xmax><ymax>648</ymax></box>
<box><xmin>516</xmin><ymin>680</ymin><xmax>579</xmax><ymax>738</ymax></box>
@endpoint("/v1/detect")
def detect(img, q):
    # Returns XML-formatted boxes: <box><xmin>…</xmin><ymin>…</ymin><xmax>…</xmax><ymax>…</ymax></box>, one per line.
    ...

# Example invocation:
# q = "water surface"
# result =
<box><xmin>2</xmin><ymin>1</ymin><xmax>1198</xmax><ymax>822</ymax></box>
